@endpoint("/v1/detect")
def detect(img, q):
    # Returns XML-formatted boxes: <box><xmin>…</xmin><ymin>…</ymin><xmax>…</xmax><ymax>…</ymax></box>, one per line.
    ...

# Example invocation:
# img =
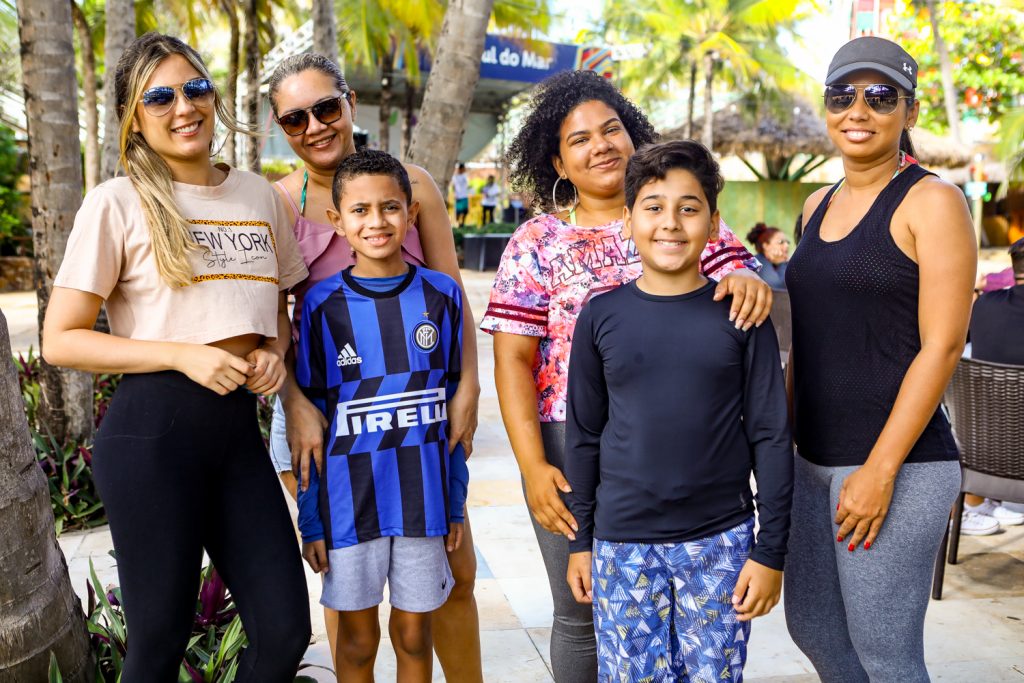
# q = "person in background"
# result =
<box><xmin>747</xmin><ymin>222</ymin><xmax>790</xmax><ymax>289</ymax></box>
<box><xmin>481</xmin><ymin>174</ymin><xmax>501</xmax><ymax>226</ymax></box>
<box><xmin>960</xmin><ymin>236</ymin><xmax>1024</xmax><ymax>533</ymax></box>
<box><xmin>453</xmin><ymin>162</ymin><xmax>470</xmax><ymax>227</ymax></box>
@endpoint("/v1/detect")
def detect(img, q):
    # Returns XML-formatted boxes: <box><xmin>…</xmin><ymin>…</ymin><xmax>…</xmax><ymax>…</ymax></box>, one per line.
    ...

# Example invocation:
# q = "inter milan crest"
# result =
<box><xmin>412</xmin><ymin>320</ymin><xmax>439</xmax><ymax>352</ymax></box>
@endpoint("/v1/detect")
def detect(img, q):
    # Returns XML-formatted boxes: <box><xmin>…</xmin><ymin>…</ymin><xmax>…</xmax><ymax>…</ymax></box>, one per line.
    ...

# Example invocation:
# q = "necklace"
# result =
<box><xmin>828</xmin><ymin>150</ymin><xmax>908</xmax><ymax>208</ymax></box>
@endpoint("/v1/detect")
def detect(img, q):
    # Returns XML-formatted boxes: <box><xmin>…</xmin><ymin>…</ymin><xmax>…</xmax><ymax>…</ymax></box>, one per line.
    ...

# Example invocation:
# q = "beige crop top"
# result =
<box><xmin>54</xmin><ymin>167</ymin><xmax>308</xmax><ymax>344</ymax></box>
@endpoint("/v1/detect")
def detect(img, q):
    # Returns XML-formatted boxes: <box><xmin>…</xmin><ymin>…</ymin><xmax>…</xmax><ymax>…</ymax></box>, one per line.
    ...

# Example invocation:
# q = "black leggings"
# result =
<box><xmin>92</xmin><ymin>372</ymin><xmax>310</xmax><ymax>682</ymax></box>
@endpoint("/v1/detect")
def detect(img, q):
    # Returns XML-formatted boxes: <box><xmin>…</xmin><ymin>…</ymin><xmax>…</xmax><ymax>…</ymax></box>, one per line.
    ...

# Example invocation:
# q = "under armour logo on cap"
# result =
<box><xmin>903</xmin><ymin>62</ymin><xmax>913</xmax><ymax>75</ymax></box>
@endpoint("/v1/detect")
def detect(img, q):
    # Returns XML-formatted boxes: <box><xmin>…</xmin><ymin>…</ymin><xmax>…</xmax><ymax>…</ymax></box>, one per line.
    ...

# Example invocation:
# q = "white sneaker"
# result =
<box><xmin>959</xmin><ymin>511</ymin><xmax>1000</xmax><ymax>536</ymax></box>
<box><xmin>965</xmin><ymin>499</ymin><xmax>1024</xmax><ymax>526</ymax></box>
<box><xmin>999</xmin><ymin>501</ymin><xmax>1024</xmax><ymax>514</ymax></box>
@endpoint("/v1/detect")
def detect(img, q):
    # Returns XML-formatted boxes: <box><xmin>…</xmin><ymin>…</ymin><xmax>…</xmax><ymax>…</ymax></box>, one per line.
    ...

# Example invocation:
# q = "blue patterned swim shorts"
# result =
<box><xmin>592</xmin><ymin>517</ymin><xmax>755</xmax><ymax>682</ymax></box>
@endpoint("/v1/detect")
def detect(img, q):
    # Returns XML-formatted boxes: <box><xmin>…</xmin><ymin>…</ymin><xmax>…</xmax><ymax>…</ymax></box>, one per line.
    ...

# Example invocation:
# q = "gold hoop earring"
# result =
<box><xmin>551</xmin><ymin>176</ymin><xmax>578</xmax><ymax>214</ymax></box>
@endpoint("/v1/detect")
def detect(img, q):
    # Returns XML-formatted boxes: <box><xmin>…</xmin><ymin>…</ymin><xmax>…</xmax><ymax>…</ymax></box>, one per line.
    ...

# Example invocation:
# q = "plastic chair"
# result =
<box><xmin>932</xmin><ymin>356</ymin><xmax>1024</xmax><ymax>599</ymax></box>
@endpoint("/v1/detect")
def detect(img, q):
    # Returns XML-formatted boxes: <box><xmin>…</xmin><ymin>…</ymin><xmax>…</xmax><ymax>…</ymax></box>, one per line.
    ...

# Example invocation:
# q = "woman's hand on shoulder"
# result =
<box><xmin>171</xmin><ymin>344</ymin><xmax>254</xmax><ymax>396</ymax></box>
<box><xmin>714</xmin><ymin>269</ymin><xmax>773</xmax><ymax>331</ymax></box>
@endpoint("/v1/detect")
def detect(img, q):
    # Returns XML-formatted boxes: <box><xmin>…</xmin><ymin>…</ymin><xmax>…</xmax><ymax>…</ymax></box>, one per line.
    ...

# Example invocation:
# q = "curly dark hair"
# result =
<box><xmin>331</xmin><ymin>148</ymin><xmax>411</xmax><ymax>208</ymax></box>
<box><xmin>506</xmin><ymin>70</ymin><xmax>657</xmax><ymax>214</ymax></box>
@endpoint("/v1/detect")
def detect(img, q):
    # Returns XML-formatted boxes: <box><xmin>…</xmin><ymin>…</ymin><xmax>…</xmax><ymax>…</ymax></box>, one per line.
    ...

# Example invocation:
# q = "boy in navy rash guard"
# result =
<box><xmin>564</xmin><ymin>141</ymin><xmax>793</xmax><ymax>683</ymax></box>
<box><xmin>295</xmin><ymin>149</ymin><xmax>468</xmax><ymax>681</ymax></box>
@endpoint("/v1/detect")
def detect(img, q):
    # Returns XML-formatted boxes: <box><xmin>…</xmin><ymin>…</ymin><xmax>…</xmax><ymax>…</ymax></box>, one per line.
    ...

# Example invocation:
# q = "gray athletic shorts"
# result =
<box><xmin>321</xmin><ymin>535</ymin><xmax>453</xmax><ymax>613</ymax></box>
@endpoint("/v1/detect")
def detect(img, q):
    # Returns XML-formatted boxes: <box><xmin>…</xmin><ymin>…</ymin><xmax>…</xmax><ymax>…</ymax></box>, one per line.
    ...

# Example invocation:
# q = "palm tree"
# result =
<box><xmin>406</xmin><ymin>0</ymin><xmax>494</xmax><ymax>188</ymax></box>
<box><xmin>16</xmin><ymin>0</ymin><xmax>95</xmax><ymax>445</ymax></box>
<box><xmin>606</xmin><ymin>0</ymin><xmax>807</xmax><ymax>151</ymax></box>
<box><xmin>101</xmin><ymin>0</ymin><xmax>135</xmax><ymax>179</ymax></box>
<box><xmin>312</xmin><ymin>0</ymin><xmax>337</xmax><ymax>63</ymax></box>
<box><xmin>5</xmin><ymin>4</ymin><xmax>95</xmax><ymax>679</ymax></box>
<box><xmin>922</xmin><ymin>0</ymin><xmax>961</xmax><ymax>143</ymax></box>
<box><xmin>0</xmin><ymin>314</ymin><xmax>94</xmax><ymax>681</ymax></box>
<box><xmin>220</xmin><ymin>0</ymin><xmax>241</xmax><ymax>166</ymax></box>
<box><xmin>71</xmin><ymin>0</ymin><xmax>100</xmax><ymax>190</ymax></box>
<box><xmin>243</xmin><ymin>0</ymin><xmax>261</xmax><ymax>172</ymax></box>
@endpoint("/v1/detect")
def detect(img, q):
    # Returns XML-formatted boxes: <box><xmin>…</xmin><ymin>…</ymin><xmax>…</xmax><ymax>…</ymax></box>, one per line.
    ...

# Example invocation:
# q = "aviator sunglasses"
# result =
<box><xmin>275</xmin><ymin>93</ymin><xmax>350</xmax><ymax>136</ymax></box>
<box><xmin>824</xmin><ymin>83</ymin><xmax>913</xmax><ymax>115</ymax></box>
<box><xmin>141</xmin><ymin>77</ymin><xmax>216</xmax><ymax>117</ymax></box>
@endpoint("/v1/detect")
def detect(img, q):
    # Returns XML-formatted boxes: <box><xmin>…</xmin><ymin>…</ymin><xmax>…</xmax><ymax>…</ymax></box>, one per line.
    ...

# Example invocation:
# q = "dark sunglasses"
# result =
<box><xmin>824</xmin><ymin>83</ymin><xmax>913</xmax><ymax>115</ymax></box>
<box><xmin>141</xmin><ymin>78</ymin><xmax>216</xmax><ymax>116</ymax></box>
<box><xmin>275</xmin><ymin>94</ymin><xmax>350</xmax><ymax>136</ymax></box>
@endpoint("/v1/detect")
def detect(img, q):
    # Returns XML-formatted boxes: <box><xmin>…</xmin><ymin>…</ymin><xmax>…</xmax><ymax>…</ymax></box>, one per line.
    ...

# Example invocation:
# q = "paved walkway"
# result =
<box><xmin>6</xmin><ymin>264</ymin><xmax>1024</xmax><ymax>681</ymax></box>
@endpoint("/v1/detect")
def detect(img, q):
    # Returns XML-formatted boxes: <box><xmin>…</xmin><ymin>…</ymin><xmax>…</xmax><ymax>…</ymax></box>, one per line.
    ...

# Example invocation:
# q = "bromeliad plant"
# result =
<box><xmin>76</xmin><ymin>560</ymin><xmax>325</xmax><ymax>682</ymax></box>
<box><xmin>85</xmin><ymin>561</ymin><xmax>249</xmax><ymax>682</ymax></box>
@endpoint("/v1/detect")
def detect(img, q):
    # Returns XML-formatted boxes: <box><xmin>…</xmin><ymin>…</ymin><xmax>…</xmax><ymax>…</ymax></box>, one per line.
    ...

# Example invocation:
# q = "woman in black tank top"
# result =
<box><xmin>782</xmin><ymin>37</ymin><xmax>975</xmax><ymax>682</ymax></box>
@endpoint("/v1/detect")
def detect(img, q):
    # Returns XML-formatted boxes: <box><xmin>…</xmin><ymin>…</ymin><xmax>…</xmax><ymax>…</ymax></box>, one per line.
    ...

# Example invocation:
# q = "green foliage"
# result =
<box><xmin>453</xmin><ymin>222</ymin><xmax>518</xmax><ymax>248</ymax></box>
<box><xmin>602</xmin><ymin>0</ymin><xmax>815</xmax><ymax>113</ymax></box>
<box><xmin>0</xmin><ymin>125</ymin><xmax>29</xmax><ymax>256</ymax></box>
<box><xmin>890</xmin><ymin>1</ymin><xmax>1024</xmax><ymax>133</ymax></box>
<box><xmin>997</xmin><ymin>107</ymin><xmax>1024</xmax><ymax>180</ymax></box>
<box><xmin>16</xmin><ymin>349</ymin><xmax>115</xmax><ymax>534</ymax></box>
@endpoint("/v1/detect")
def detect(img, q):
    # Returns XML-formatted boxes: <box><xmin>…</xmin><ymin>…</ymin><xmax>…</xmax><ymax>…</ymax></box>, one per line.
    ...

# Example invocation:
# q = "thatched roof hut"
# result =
<box><xmin>662</xmin><ymin>101</ymin><xmax>972</xmax><ymax>170</ymax></box>
<box><xmin>663</xmin><ymin>101</ymin><xmax>834</xmax><ymax>159</ymax></box>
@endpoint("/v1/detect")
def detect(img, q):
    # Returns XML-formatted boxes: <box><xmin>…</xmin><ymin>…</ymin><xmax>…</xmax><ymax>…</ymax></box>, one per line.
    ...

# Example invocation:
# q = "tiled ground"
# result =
<box><xmin>11</xmin><ymin>260</ymin><xmax>1024</xmax><ymax>681</ymax></box>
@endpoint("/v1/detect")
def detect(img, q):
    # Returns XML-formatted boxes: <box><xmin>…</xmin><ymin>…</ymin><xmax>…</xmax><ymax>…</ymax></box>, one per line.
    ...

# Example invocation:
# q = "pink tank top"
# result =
<box><xmin>277</xmin><ymin>181</ymin><xmax>427</xmax><ymax>327</ymax></box>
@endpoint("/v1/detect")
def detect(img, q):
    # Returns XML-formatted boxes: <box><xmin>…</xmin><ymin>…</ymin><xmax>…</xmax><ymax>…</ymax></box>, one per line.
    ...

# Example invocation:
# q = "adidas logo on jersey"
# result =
<box><xmin>336</xmin><ymin>388</ymin><xmax>447</xmax><ymax>437</ymax></box>
<box><xmin>336</xmin><ymin>343</ymin><xmax>363</xmax><ymax>367</ymax></box>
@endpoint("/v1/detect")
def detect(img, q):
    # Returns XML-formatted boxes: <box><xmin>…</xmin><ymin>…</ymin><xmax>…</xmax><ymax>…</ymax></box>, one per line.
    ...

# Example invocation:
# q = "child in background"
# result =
<box><xmin>296</xmin><ymin>149</ymin><xmax>469</xmax><ymax>682</ymax></box>
<box><xmin>481</xmin><ymin>175</ymin><xmax>501</xmax><ymax>226</ymax></box>
<box><xmin>565</xmin><ymin>140</ymin><xmax>793</xmax><ymax>682</ymax></box>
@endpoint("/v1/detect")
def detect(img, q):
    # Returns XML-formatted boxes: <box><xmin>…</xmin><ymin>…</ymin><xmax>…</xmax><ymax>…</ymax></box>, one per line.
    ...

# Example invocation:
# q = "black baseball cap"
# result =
<box><xmin>825</xmin><ymin>36</ymin><xmax>918</xmax><ymax>91</ymax></box>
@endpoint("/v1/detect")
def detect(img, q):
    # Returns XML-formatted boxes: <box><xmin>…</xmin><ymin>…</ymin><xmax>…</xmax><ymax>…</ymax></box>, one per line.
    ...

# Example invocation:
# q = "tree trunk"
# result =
<box><xmin>400</xmin><ymin>79</ymin><xmax>416</xmax><ymax>161</ymax></box>
<box><xmin>686</xmin><ymin>60</ymin><xmax>697</xmax><ymax>140</ymax></box>
<box><xmin>702</xmin><ymin>51</ymin><xmax>715</xmax><ymax>151</ymax></box>
<box><xmin>312</xmin><ymin>0</ymin><xmax>338</xmax><ymax>64</ymax></box>
<box><xmin>926</xmin><ymin>0</ymin><xmax>961</xmax><ymax>143</ymax></box>
<box><xmin>0</xmin><ymin>312</ymin><xmax>94</xmax><ymax>683</ymax></box>
<box><xmin>220</xmin><ymin>0</ymin><xmax>240</xmax><ymax>167</ymax></box>
<box><xmin>0</xmin><ymin>312</ymin><xmax>94</xmax><ymax>682</ymax></box>
<box><xmin>70</xmin><ymin>1</ymin><xmax>99</xmax><ymax>191</ymax></box>
<box><xmin>17</xmin><ymin>0</ymin><xmax>95</xmax><ymax>446</ymax></box>
<box><xmin>101</xmin><ymin>0</ymin><xmax>135</xmax><ymax>179</ymax></box>
<box><xmin>406</xmin><ymin>0</ymin><xmax>494</xmax><ymax>191</ymax></box>
<box><xmin>243</xmin><ymin>0</ymin><xmax>261</xmax><ymax>173</ymax></box>
<box><xmin>379</xmin><ymin>52</ymin><xmax>394</xmax><ymax>154</ymax></box>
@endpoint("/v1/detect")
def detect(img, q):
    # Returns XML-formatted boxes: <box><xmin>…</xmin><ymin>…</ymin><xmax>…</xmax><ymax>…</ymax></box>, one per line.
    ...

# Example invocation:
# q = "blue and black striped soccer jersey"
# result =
<box><xmin>295</xmin><ymin>265</ymin><xmax>468</xmax><ymax>549</ymax></box>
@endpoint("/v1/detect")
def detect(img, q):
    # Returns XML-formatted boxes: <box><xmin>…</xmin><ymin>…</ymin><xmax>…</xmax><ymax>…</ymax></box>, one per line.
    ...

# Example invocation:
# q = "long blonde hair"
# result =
<box><xmin>115</xmin><ymin>33</ymin><xmax>252</xmax><ymax>287</ymax></box>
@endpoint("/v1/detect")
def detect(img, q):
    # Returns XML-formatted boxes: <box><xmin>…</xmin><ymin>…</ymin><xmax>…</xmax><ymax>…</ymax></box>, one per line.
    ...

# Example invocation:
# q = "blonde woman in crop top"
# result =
<box><xmin>264</xmin><ymin>53</ymin><xmax>484</xmax><ymax>682</ymax></box>
<box><xmin>42</xmin><ymin>33</ymin><xmax>311</xmax><ymax>682</ymax></box>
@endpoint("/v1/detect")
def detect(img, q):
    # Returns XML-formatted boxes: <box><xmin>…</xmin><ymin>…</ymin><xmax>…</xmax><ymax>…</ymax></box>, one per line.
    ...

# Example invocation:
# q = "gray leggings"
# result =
<box><xmin>525</xmin><ymin>422</ymin><xmax>597</xmax><ymax>683</ymax></box>
<box><xmin>784</xmin><ymin>455</ymin><xmax>960</xmax><ymax>683</ymax></box>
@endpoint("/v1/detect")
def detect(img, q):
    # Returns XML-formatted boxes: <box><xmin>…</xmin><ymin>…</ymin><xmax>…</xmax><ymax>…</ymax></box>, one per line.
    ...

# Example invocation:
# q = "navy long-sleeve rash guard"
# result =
<box><xmin>565</xmin><ymin>280</ymin><xmax>794</xmax><ymax>570</ymax></box>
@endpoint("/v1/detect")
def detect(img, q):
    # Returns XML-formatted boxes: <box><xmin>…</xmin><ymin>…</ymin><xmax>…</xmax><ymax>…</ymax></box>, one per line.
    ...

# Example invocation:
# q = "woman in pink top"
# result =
<box><xmin>481</xmin><ymin>70</ymin><xmax>773</xmax><ymax>682</ymax></box>
<box><xmin>266</xmin><ymin>53</ymin><xmax>483</xmax><ymax>681</ymax></box>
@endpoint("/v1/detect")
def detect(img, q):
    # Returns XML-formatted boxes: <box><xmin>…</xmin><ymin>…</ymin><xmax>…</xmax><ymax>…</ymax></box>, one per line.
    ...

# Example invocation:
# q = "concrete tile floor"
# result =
<box><xmin>16</xmin><ymin>262</ymin><xmax>1024</xmax><ymax>681</ymax></box>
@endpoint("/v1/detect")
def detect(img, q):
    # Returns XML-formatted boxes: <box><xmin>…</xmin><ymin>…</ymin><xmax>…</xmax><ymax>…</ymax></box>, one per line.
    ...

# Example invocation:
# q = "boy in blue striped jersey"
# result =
<box><xmin>295</xmin><ymin>149</ymin><xmax>468</xmax><ymax>682</ymax></box>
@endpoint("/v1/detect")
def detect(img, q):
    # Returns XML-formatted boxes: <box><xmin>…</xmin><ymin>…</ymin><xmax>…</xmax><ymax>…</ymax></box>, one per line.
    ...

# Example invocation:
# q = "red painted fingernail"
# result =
<box><xmin>848</xmin><ymin>544</ymin><xmax>855</xmax><ymax>552</ymax></box>
<box><xmin>836</xmin><ymin>503</ymin><xmax>840</xmax><ymax>511</ymax></box>
<box><xmin>864</xmin><ymin>541</ymin><xmax>872</xmax><ymax>550</ymax></box>
<box><xmin>837</xmin><ymin>535</ymin><xmax>843</xmax><ymax>542</ymax></box>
